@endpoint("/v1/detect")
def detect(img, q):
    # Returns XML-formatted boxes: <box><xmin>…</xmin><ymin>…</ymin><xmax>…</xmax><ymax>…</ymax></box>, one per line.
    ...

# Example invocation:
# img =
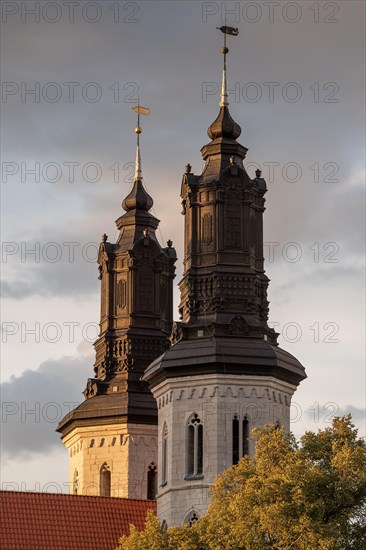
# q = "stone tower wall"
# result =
<box><xmin>152</xmin><ymin>374</ymin><xmax>297</xmax><ymax>526</ymax></box>
<box><xmin>62</xmin><ymin>423</ymin><xmax>157</xmax><ymax>499</ymax></box>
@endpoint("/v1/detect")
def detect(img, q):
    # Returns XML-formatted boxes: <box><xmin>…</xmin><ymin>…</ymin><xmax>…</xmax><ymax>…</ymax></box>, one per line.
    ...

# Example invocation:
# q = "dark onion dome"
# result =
<box><xmin>207</xmin><ymin>105</ymin><xmax>241</xmax><ymax>141</ymax></box>
<box><xmin>122</xmin><ymin>179</ymin><xmax>154</xmax><ymax>212</ymax></box>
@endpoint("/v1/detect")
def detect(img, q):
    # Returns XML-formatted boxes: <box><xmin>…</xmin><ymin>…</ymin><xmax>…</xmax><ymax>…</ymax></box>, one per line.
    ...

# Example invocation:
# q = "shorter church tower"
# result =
<box><xmin>57</xmin><ymin>109</ymin><xmax>176</xmax><ymax>499</ymax></box>
<box><xmin>143</xmin><ymin>29</ymin><xmax>306</xmax><ymax>526</ymax></box>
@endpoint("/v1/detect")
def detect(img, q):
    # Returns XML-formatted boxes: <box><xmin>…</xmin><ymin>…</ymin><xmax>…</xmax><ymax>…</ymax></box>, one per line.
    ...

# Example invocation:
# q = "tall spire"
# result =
<box><xmin>122</xmin><ymin>104</ymin><xmax>153</xmax><ymax>213</ymax></box>
<box><xmin>219</xmin><ymin>25</ymin><xmax>229</xmax><ymax>107</ymax></box>
<box><xmin>134</xmin><ymin>139</ymin><xmax>142</xmax><ymax>181</ymax></box>
<box><xmin>132</xmin><ymin>104</ymin><xmax>150</xmax><ymax>181</ymax></box>
<box><xmin>206</xmin><ymin>26</ymin><xmax>241</xmax><ymax>142</ymax></box>
<box><xmin>131</xmin><ymin>106</ymin><xmax>150</xmax><ymax>181</ymax></box>
<box><xmin>217</xmin><ymin>25</ymin><xmax>238</xmax><ymax>108</ymax></box>
<box><xmin>220</xmin><ymin>68</ymin><xmax>229</xmax><ymax>107</ymax></box>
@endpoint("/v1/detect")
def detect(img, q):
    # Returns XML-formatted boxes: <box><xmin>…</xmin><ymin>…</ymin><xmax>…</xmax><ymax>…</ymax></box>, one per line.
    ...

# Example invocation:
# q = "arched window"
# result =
<box><xmin>100</xmin><ymin>462</ymin><xmax>111</xmax><ymax>497</ymax></box>
<box><xmin>147</xmin><ymin>463</ymin><xmax>157</xmax><ymax>500</ymax></box>
<box><xmin>161</xmin><ymin>520</ymin><xmax>168</xmax><ymax>532</ymax></box>
<box><xmin>243</xmin><ymin>415</ymin><xmax>249</xmax><ymax>456</ymax></box>
<box><xmin>73</xmin><ymin>469</ymin><xmax>79</xmax><ymax>495</ymax></box>
<box><xmin>186</xmin><ymin>414</ymin><xmax>203</xmax><ymax>478</ymax></box>
<box><xmin>183</xmin><ymin>510</ymin><xmax>200</xmax><ymax>526</ymax></box>
<box><xmin>162</xmin><ymin>423</ymin><xmax>168</xmax><ymax>486</ymax></box>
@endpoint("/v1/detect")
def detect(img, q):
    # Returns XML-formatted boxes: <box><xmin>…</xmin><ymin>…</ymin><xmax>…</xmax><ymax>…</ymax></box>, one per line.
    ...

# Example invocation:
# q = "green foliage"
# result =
<box><xmin>116</xmin><ymin>416</ymin><xmax>366</xmax><ymax>550</ymax></box>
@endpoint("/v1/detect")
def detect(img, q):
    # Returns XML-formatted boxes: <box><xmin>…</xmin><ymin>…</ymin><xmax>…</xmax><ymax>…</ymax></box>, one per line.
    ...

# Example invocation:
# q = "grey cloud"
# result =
<box><xmin>271</xmin><ymin>263</ymin><xmax>364</xmax><ymax>296</ymax></box>
<box><xmin>2</xmin><ymin>1</ymin><xmax>364</xmax><ymax>305</ymax></box>
<box><xmin>304</xmin><ymin>405</ymin><xmax>366</xmax><ymax>428</ymax></box>
<box><xmin>1</xmin><ymin>355</ymin><xmax>91</xmax><ymax>459</ymax></box>
<box><xmin>1</xmin><ymin>280</ymin><xmax>38</xmax><ymax>301</ymax></box>
<box><xmin>1</xmin><ymin>225</ymin><xmax>101</xmax><ymax>300</ymax></box>
<box><xmin>336</xmin><ymin>406</ymin><xmax>366</xmax><ymax>427</ymax></box>
<box><xmin>1</xmin><ymin>259</ymin><xmax>99</xmax><ymax>300</ymax></box>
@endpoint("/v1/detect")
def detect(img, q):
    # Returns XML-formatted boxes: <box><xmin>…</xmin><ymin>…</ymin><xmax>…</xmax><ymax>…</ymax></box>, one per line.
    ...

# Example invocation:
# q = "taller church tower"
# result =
<box><xmin>143</xmin><ymin>29</ymin><xmax>306</xmax><ymax>526</ymax></box>
<box><xmin>57</xmin><ymin>111</ymin><xmax>176</xmax><ymax>499</ymax></box>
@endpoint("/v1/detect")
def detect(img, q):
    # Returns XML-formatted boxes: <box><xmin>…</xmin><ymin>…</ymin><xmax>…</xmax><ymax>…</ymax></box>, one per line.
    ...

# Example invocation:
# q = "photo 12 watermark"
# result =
<box><xmin>1</xmin><ymin>81</ymin><xmax>139</xmax><ymax>104</ymax></box>
<box><xmin>1</xmin><ymin>321</ymin><xmax>100</xmax><ymax>344</ymax></box>
<box><xmin>202</xmin><ymin>2</ymin><xmax>340</xmax><ymax>24</ymax></box>
<box><xmin>0</xmin><ymin>320</ymin><xmax>340</xmax><ymax>345</ymax></box>
<box><xmin>268</xmin><ymin>321</ymin><xmax>340</xmax><ymax>344</ymax></box>
<box><xmin>245</xmin><ymin>161</ymin><xmax>340</xmax><ymax>184</ymax></box>
<box><xmin>1</xmin><ymin>1</ymin><xmax>140</xmax><ymax>24</ymax></box>
<box><xmin>202</xmin><ymin>81</ymin><xmax>340</xmax><ymax>104</ymax></box>
<box><xmin>1</xmin><ymin>240</ymin><xmax>340</xmax><ymax>265</ymax></box>
<box><xmin>1</xmin><ymin>160</ymin><xmax>136</xmax><ymax>184</ymax></box>
<box><xmin>0</xmin><ymin>399</ymin><xmax>342</xmax><ymax>426</ymax></box>
<box><xmin>2</xmin><ymin>160</ymin><xmax>340</xmax><ymax>185</ymax></box>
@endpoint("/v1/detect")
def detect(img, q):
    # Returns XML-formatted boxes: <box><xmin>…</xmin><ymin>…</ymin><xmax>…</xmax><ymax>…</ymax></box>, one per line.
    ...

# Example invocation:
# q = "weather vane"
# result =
<box><xmin>216</xmin><ymin>25</ymin><xmax>239</xmax><ymax>107</ymax></box>
<box><xmin>131</xmin><ymin>101</ymin><xmax>150</xmax><ymax>181</ymax></box>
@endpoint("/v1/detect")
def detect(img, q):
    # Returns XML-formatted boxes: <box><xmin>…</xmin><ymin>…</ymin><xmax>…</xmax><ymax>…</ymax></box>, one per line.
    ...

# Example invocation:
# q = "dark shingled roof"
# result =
<box><xmin>0</xmin><ymin>491</ymin><xmax>156</xmax><ymax>550</ymax></box>
<box><xmin>143</xmin><ymin>336</ymin><xmax>306</xmax><ymax>387</ymax></box>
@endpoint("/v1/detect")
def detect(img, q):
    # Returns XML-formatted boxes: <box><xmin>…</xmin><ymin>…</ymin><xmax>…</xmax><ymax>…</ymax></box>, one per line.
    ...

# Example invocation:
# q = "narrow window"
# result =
<box><xmin>187</xmin><ymin>424</ymin><xmax>195</xmax><ymax>475</ymax></box>
<box><xmin>147</xmin><ymin>463</ymin><xmax>157</xmax><ymax>500</ymax></box>
<box><xmin>100</xmin><ymin>462</ymin><xmax>111</xmax><ymax>497</ymax></box>
<box><xmin>197</xmin><ymin>424</ymin><xmax>203</xmax><ymax>475</ymax></box>
<box><xmin>162</xmin><ymin>423</ymin><xmax>168</xmax><ymax>485</ymax></box>
<box><xmin>186</xmin><ymin>414</ymin><xmax>203</xmax><ymax>478</ymax></box>
<box><xmin>73</xmin><ymin>469</ymin><xmax>79</xmax><ymax>495</ymax></box>
<box><xmin>161</xmin><ymin>520</ymin><xmax>168</xmax><ymax>532</ymax></box>
<box><xmin>232</xmin><ymin>415</ymin><xmax>239</xmax><ymax>465</ymax></box>
<box><xmin>243</xmin><ymin>415</ymin><xmax>249</xmax><ymax>456</ymax></box>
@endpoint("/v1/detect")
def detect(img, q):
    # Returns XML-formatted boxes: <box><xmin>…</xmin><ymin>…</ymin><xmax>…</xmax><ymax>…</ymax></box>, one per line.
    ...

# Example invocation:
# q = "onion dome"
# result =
<box><xmin>122</xmin><ymin>179</ymin><xmax>153</xmax><ymax>212</ymax></box>
<box><xmin>207</xmin><ymin>105</ymin><xmax>241</xmax><ymax>140</ymax></box>
<box><xmin>122</xmin><ymin>141</ymin><xmax>153</xmax><ymax>212</ymax></box>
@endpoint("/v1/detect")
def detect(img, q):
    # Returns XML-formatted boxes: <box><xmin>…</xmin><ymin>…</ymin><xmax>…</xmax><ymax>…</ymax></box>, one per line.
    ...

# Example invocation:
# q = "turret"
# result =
<box><xmin>57</xmin><ymin>105</ymin><xmax>176</xmax><ymax>500</ymax></box>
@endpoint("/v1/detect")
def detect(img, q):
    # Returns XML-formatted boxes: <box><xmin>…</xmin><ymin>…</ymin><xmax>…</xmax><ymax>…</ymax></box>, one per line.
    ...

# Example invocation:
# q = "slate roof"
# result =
<box><xmin>0</xmin><ymin>491</ymin><xmax>156</xmax><ymax>550</ymax></box>
<box><xmin>143</xmin><ymin>336</ymin><xmax>306</xmax><ymax>387</ymax></box>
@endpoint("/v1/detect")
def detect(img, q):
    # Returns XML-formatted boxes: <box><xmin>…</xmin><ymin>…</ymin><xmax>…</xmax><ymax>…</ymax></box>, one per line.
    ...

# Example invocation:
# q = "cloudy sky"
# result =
<box><xmin>1</xmin><ymin>0</ymin><xmax>365</xmax><ymax>492</ymax></box>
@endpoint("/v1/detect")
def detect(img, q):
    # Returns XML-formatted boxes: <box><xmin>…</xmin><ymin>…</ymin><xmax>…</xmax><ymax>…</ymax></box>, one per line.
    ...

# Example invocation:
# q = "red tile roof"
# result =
<box><xmin>0</xmin><ymin>491</ymin><xmax>156</xmax><ymax>550</ymax></box>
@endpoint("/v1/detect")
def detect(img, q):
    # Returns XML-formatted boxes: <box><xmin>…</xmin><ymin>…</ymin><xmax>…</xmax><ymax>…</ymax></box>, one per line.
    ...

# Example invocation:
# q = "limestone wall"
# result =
<box><xmin>152</xmin><ymin>374</ymin><xmax>297</xmax><ymax>526</ymax></box>
<box><xmin>62</xmin><ymin>422</ymin><xmax>157</xmax><ymax>499</ymax></box>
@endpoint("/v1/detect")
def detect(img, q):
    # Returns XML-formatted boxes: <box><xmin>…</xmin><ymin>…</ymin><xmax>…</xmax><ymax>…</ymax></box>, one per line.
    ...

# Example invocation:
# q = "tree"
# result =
<box><xmin>116</xmin><ymin>416</ymin><xmax>366</xmax><ymax>550</ymax></box>
<box><xmin>116</xmin><ymin>510</ymin><xmax>167</xmax><ymax>550</ymax></box>
<box><xmin>116</xmin><ymin>509</ymin><xmax>201</xmax><ymax>550</ymax></box>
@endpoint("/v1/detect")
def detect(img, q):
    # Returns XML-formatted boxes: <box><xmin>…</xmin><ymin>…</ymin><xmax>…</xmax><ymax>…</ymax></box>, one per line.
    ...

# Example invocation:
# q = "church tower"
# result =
<box><xmin>143</xmin><ymin>29</ymin><xmax>306</xmax><ymax>526</ymax></box>
<box><xmin>57</xmin><ymin>109</ymin><xmax>176</xmax><ymax>499</ymax></box>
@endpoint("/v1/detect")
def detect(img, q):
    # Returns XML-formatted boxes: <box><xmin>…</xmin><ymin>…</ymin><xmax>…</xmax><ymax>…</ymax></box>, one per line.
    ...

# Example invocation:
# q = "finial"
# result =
<box><xmin>134</xmin><ymin>142</ymin><xmax>142</xmax><ymax>181</ymax></box>
<box><xmin>220</xmin><ymin>68</ymin><xmax>229</xmax><ymax>107</ymax></box>
<box><xmin>217</xmin><ymin>26</ymin><xmax>239</xmax><ymax>108</ymax></box>
<box><xmin>102</xmin><ymin>233</ymin><xmax>108</xmax><ymax>243</ymax></box>
<box><xmin>122</xmin><ymin>103</ymin><xmax>154</xmax><ymax>213</ymax></box>
<box><xmin>255</xmin><ymin>168</ymin><xmax>262</xmax><ymax>178</ymax></box>
<box><xmin>167</xmin><ymin>239</ymin><xmax>173</xmax><ymax>248</ymax></box>
<box><xmin>185</xmin><ymin>163</ymin><xmax>192</xmax><ymax>173</ymax></box>
<box><xmin>131</xmin><ymin>103</ymin><xmax>150</xmax><ymax>182</ymax></box>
